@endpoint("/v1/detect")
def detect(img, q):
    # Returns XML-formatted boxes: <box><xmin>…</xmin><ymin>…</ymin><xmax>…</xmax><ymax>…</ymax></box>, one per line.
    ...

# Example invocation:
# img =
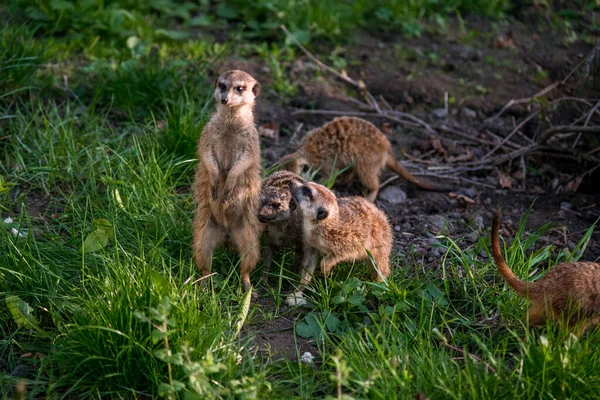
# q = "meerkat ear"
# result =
<box><xmin>252</xmin><ymin>82</ymin><xmax>261</xmax><ymax>97</ymax></box>
<box><xmin>316</xmin><ymin>207</ymin><xmax>329</xmax><ymax>220</ymax></box>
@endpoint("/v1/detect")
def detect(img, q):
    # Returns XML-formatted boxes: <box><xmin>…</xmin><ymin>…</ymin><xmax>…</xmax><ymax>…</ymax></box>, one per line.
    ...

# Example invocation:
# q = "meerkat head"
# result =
<box><xmin>214</xmin><ymin>70</ymin><xmax>260</xmax><ymax>109</ymax></box>
<box><xmin>257</xmin><ymin>186</ymin><xmax>294</xmax><ymax>223</ymax></box>
<box><xmin>289</xmin><ymin>181</ymin><xmax>338</xmax><ymax>222</ymax></box>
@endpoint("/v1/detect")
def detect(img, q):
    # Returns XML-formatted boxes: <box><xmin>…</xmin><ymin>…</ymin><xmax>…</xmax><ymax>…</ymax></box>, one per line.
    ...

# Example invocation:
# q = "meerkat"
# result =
<box><xmin>287</xmin><ymin>180</ymin><xmax>393</xmax><ymax>305</ymax></box>
<box><xmin>278</xmin><ymin>116</ymin><xmax>444</xmax><ymax>201</ymax></box>
<box><xmin>491</xmin><ymin>210</ymin><xmax>600</xmax><ymax>334</ymax></box>
<box><xmin>258</xmin><ymin>170</ymin><xmax>318</xmax><ymax>281</ymax></box>
<box><xmin>192</xmin><ymin>70</ymin><xmax>263</xmax><ymax>293</ymax></box>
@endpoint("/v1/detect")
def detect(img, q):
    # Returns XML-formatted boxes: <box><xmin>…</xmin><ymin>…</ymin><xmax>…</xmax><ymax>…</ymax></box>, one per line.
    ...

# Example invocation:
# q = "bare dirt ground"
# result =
<box><xmin>230</xmin><ymin>15</ymin><xmax>600</xmax><ymax>360</ymax></box>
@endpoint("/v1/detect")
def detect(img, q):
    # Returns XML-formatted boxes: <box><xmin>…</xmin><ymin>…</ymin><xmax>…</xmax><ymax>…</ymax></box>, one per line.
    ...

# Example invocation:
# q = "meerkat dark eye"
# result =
<box><xmin>218</xmin><ymin>83</ymin><xmax>226</xmax><ymax>91</ymax></box>
<box><xmin>316</xmin><ymin>207</ymin><xmax>329</xmax><ymax>220</ymax></box>
<box><xmin>302</xmin><ymin>186</ymin><xmax>312</xmax><ymax>200</ymax></box>
<box><xmin>236</xmin><ymin>86</ymin><xmax>244</xmax><ymax>93</ymax></box>
<box><xmin>271</xmin><ymin>201</ymin><xmax>281</xmax><ymax>209</ymax></box>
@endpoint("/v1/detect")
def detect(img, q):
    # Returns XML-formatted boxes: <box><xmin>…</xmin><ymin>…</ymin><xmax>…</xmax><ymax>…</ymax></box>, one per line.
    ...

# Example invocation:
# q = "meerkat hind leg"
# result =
<box><xmin>193</xmin><ymin>214</ymin><xmax>226</xmax><ymax>288</ymax></box>
<box><xmin>356</xmin><ymin>164</ymin><xmax>381</xmax><ymax>202</ymax></box>
<box><xmin>231</xmin><ymin>221</ymin><xmax>261</xmax><ymax>293</ymax></box>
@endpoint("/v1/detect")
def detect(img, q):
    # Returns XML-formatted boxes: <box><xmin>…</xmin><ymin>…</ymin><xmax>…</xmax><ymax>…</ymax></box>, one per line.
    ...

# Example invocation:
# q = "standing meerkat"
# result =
<box><xmin>287</xmin><ymin>180</ymin><xmax>393</xmax><ymax>305</ymax></box>
<box><xmin>192</xmin><ymin>70</ymin><xmax>263</xmax><ymax>293</ymax></box>
<box><xmin>278</xmin><ymin>116</ymin><xmax>444</xmax><ymax>201</ymax></box>
<box><xmin>491</xmin><ymin>210</ymin><xmax>600</xmax><ymax>334</ymax></box>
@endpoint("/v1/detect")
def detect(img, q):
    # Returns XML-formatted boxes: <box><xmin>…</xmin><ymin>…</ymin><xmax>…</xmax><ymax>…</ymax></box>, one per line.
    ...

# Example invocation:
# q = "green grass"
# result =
<box><xmin>2</xmin><ymin>6</ymin><xmax>600</xmax><ymax>399</ymax></box>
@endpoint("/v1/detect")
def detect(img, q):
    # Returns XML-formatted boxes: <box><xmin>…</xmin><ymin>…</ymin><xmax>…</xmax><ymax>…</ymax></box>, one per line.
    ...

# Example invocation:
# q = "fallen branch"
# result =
<box><xmin>540</xmin><ymin>125</ymin><xmax>600</xmax><ymax>144</ymax></box>
<box><xmin>482</xmin><ymin>110</ymin><xmax>540</xmax><ymax>159</ymax></box>
<box><xmin>290</xmin><ymin>109</ymin><xmax>422</xmax><ymax>129</ymax></box>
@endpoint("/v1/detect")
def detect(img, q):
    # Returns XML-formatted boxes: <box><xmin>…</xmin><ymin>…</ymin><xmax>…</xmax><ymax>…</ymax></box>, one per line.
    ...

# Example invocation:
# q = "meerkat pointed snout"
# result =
<box><xmin>286</xmin><ymin>180</ymin><xmax>392</xmax><ymax>306</ymax></box>
<box><xmin>214</xmin><ymin>70</ymin><xmax>260</xmax><ymax>109</ymax></box>
<box><xmin>192</xmin><ymin>69</ymin><xmax>263</xmax><ymax>295</ymax></box>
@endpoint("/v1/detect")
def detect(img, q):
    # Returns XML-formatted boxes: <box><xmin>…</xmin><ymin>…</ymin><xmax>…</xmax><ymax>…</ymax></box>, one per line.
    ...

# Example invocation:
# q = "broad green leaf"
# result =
<box><xmin>5</xmin><ymin>295</ymin><xmax>47</xmax><ymax>334</ymax></box>
<box><xmin>296</xmin><ymin>313</ymin><xmax>321</xmax><ymax>339</ymax></box>
<box><xmin>189</xmin><ymin>15</ymin><xmax>211</xmax><ymax>27</ymax></box>
<box><xmin>324</xmin><ymin>312</ymin><xmax>341</xmax><ymax>332</ymax></box>
<box><xmin>155</xmin><ymin>29</ymin><xmax>190</xmax><ymax>40</ymax></box>
<box><xmin>82</xmin><ymin>228</ymin><xmax>110</xmax><ymax>253</ymax></box>
<box><xmin>234</xmin><ymin>288</ymin><xmax>252</xmax><ymax>338</ymax></box>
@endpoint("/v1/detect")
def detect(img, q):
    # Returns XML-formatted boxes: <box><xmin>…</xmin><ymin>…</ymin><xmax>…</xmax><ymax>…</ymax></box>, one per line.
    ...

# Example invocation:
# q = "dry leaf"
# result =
<box><xmin>258</xmin><ymin>121</ymin><xmax>280</xmax><ymax>143</ymax></box>
<box><xmin>497</xmin><ymin>171</ymin><xmax>512</xmax><ymax>189</ymax></box>
<box><xmin>566</xmin><ymin>176</ymin><xmax>583</xmax><ymax>192</ymax></box>
<box><xmin>448</xmin><ymin>192</ymin><xmax>475</xmax><ymax>205</ymax></box>
<box><xmin>430</xmin><ymin>137</ymin><xmax>449</xmax><ymax>160</ymax></box>
<box><xmin>381</xmin><ymin>122</ymin><xmax>392</xmax><ymax>135</ymax></box>
<box><xmin>496</xmin><ymin>31</ymin><xmax>515</xmax><ymax>49</ymax></box>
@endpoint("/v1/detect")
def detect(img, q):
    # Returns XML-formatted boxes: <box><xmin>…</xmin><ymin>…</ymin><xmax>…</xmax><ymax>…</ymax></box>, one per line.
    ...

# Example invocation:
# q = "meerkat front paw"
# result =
<box><xmin>211</xmin><ymin>184</ymin><xmax>219</xmax><ymax>201</ymax></box>
<box><xmin>286</xmin><ymin>291</ymin><xmax>307</xmax><ymax>307</ymax></box>
<box><xmin>221</xmin><ymin>187</ymin><xmax>231</xmax><ymax>203</ymax></box>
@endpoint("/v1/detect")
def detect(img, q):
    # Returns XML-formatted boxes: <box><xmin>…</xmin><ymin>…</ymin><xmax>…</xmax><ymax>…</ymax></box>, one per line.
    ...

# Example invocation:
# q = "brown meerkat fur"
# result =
<box><xmin>258</xmin><ymin>170</ymin><xmax>318</xmax><ymax>281</ymax></box>
<box><xmin>491</xmin><ymin>210</ymin><xmax>600</xmax><ymax>334</ymax></box>
<box><xmin>192</xmin><ymin>70</ymin><xmax>263</xmax><ymax>293</ymax></box>
<box><xmin>278</xmin><ymin>116</ymin><xmax>444</xmax><ymax>202</ymax></box>
<box><xmin>287</xmin><ymin>180</ymin><xmax>392</xmax><ymax>305</ymax></box>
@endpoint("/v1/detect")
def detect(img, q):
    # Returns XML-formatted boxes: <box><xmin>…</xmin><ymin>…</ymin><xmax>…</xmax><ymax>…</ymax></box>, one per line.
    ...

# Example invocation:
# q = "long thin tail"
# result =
<box><xmin>491</xmin><ymin>210</ymin><xmax>529</xmax><ymax>297</ymax></box>
<box><xmin>277</xmin><ymin>152</ymin><xmax>305</xmax><ymax>174</ymax></box>
<box><xmin>386</xmin><ymin>151</ymin><xmax>445</xmax><ymax>191</ymax></box>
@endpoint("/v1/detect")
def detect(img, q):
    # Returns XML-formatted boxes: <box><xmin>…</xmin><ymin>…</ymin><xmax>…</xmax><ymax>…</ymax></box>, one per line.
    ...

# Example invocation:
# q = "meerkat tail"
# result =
<box><xmin>277</xmin><ymin>152</ymin><xmax>305</xmax><ymax>174</ymax></box>
<box><xmin>385</xmin><ymin>151</ymin><xmax>441</xmax><ymax>191</ymax></box>
<box><xmin>491</xmin><ymin>210</ymin><xmax>530</xmax><ymax>297</ymax></box>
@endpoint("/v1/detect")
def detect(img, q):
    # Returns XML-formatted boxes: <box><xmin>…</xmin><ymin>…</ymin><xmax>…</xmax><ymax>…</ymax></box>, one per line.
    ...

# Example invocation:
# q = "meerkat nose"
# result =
<box><xmin>221</xmin><ymin>99</ymin><xmax>228</xmax><ymax>104</ymax></box>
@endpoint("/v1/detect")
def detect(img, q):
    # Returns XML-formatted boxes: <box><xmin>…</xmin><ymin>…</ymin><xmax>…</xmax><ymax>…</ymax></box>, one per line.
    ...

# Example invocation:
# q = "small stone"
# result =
<box><xmin>3</xmin><ymin>217</ymin><xmax>13</xmax><ymax>224</ymax></box>
<box><xmin>402</xmin><ymin>222</ymin><xmax>412</xmax><ymax>230</ymax></box>
<box><xmin>394</xmin><ymin>225</ymin><xmax>401</xmax><ymax>232</ymax></box>
<box><xmin>428</xmin><ymin>215</ymin><xmax>447</xmax><ymax>233</ymax></box>
<box><xmin>457</xmin><ymin>187</ymin><xmax>478</xmax><ymax>198</ymax></box>
<box><xmin>301</xmin><ymin>352</ymin><xmax>314</xmax><ymax>364</ymax></box>
<box><xmin>560</xmin><ymin>202</ymin><xmax>571</xmax><ymax>210</ymax></box>
<box><xmin>431</xmin><ymin>108</ymin><xmax>448</xmax><ymax>119</ymax></box>
<box><xmin>466</xmin><ymin>232</ymin><xmax>479</xmax><ymax>243</ymax></box>
<box><xmin>379</xmin><ymin>186</ymin><xmax>407</xmax><ymax>204</ymax></box>
<box><xmin>484</xmin><ymin>198</ymin><xmax>492</xmax><ymax>205</ymax></box>
<box><xmin>461</xmin><ymin>107</ymin><xmax>477</xmax><ymax>119</ymax></box>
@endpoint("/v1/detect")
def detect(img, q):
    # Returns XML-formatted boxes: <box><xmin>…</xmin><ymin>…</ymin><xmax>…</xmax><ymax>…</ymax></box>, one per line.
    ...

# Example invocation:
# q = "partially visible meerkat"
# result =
<box><xmin>192</xmin><ymin>70</ymin><xmax>263</xmax><ymax>293</ymax></box>
<box><xmin>257</xmin><ymin>170</ymin><xmax>317</xmax><ymax>281</ymax></box>
<box><xmin>278</xmin><ymin>117</ymin><xmax>444</xmax><ymax>201</ymax></box>
<box><xmin>491</xmin><ymin>210</ymin><xmax>600</xmax><ymax>334</ymax></box>
<box><xmin>287</xmin><ymin>180</ymin><xmax>393</xmax><ymax>305</ymax></box>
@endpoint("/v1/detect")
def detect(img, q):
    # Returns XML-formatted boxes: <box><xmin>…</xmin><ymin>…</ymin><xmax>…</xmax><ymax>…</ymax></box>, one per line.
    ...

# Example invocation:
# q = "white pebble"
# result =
<box><xmin>300</xmin><ymin>352</ymin><xmax>314</xmax><ymax>364</ymax></box>
<box><xmin>286</xmin><ymin>291</ymin><xmax>307</xmax><ymax>307</ymax></box>
<box><xmin>4</xmin><ymin>217</ymin><xmax>13</xmax><ymax>224</ymax></box>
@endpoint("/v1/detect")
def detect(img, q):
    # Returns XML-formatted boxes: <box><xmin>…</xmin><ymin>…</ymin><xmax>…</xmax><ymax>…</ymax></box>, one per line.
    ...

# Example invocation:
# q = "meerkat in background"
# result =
<box><xmin>287</xmin><ymin>180</ymin><xmax>393</xmax><ymax>306</ymax></box>
<box><xmin>257</xmin><ymin>170</ymin><xmax>317</xmax><ymax>281</ymax></box>
<box><xmin>491</xmin><ymin>210</ymin><xmax>600</xmax><ymax>334</ymax></box>
<box><xmin>192</xmin><ymin>70</ymin><xmax>263</xmax><ymax>293</ymax></box>
<box><xmin>278</xmin><ymin>117</ymin><xmax>444</xmax><ymax>201</ymax></box>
